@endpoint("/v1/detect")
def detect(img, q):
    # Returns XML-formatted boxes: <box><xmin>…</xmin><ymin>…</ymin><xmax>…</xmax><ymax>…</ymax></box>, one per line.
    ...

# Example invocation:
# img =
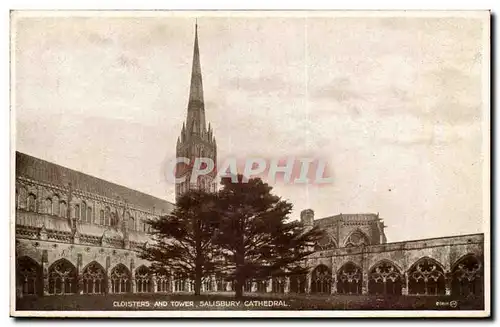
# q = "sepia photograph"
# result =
<box><xmin>9</xmin><ymin>10</ymin><xmax>490</xmax><ymax>318</ymax></box>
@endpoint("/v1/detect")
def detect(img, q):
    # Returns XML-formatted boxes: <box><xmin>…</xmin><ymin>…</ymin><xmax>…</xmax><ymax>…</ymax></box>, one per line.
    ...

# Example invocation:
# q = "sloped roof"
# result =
<box><xmin>16</xmin><ymin>151</ymin><xmax>174</xmax><ymax>213</ymax></box>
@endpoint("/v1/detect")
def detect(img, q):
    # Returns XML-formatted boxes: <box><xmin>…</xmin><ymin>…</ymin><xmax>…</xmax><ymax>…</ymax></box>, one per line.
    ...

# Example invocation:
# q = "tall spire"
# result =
<box><xmin>186</xmin><ymin>21</ymin><xmax>206</xmax><ymax>135</ymax></box>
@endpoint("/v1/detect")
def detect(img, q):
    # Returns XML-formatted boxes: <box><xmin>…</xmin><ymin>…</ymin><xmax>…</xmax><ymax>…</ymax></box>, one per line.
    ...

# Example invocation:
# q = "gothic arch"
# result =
<box><xmin>316</xmin><ymin>233</ymin><xmax>338</xmax><ymax>251</ymax></box>
<box><xmin>110</xmin><ymin>263</ymin><xmax>131</xmax><ymax>293</ymax></box>
<box><xmin>407</xmin><ymin>256</ymin><xmax>446</xmax><ymax>295</ymax></box>
<box><xmin>272</xmin><ymin>276</ymin><xmax>286</xmax><ymax>293</ymax></box>
<box><xmin>48</xmin><ymin>258</ymin><xmax>77</xmax><ymax>295</ymax></box>
<box><xmin>289</xmin><ymin>268</ymin><xmax>307</xmax><ymax>294</ymax></box>
<box><xmin>16</xmin><ymin>256</ymin><xmax>42</xmax><ymax>296</ymax></box>
<box><xmin>343</xmin><ymin>229</ymin><xmax>370</xmax><ymax>247</ymax></box>
<box><xmin>81</xmin><ymin>261</ymin><xmax>107</xmax><ymax>294</ymax></box>
<box><xmin>368</xmin><ymin>259</ymin><xmax>403</xmax><ymax>295</ymax></box>
<box><xmin>135</xmin><ymin>265</ymin><xmax>151</xmax><ymax>293</ymax></box>
<box><xmin>310</xmin><ymin>264</ymin><xmax>332</xmax><ymax>294</ymax></box>
<box><xmin>337</xmin><ymin>261</ymin><xmax>362</xmax><ymax>294</ymax></box>
<box><xmin>156</xmin><ymin>268</ymin><xmax>170</xmax><ymax>293</ymax></box>
<box><xmin>451</xmin><ymin>254</ymin><xmax>483</xmax><ymax>297</ymax></box>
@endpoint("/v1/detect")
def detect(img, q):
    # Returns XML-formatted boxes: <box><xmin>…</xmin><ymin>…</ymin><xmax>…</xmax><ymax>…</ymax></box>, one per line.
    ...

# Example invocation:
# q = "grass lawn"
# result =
<box><xmin>15</xmin><ymin>292</ymin><xmax>484</xmax><ymax>311</ymax></box>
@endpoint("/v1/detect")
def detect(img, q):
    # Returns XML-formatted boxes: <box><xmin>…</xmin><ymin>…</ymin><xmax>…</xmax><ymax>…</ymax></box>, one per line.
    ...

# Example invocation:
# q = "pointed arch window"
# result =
<box><xmin>82</xmin><ymin>262</ymin><xmax>106</xmax><ymax>294</ymax></box>
<box><xmin>52</xmin><ymin>195</ymin><xmax>60</xmax><ymax>216</ymax></box>
<box><xmin>128</xmin><ymin>214</ymin><xmax>135</xmax><ymax>231</ymax></box>
<box><xmin>16</xmin><ymin>256</ymin><xmax>42</xmax><ymax>296</ymax></box>
<box><xmin>27</xmin><ymin>193</ymin><xmax>37</xmax><ymax>212</ymax></box>
<box><xmin>135</xmin><ymin>266</ymin><xmax>151</xmax><ymax>293</ymax></box>
<box><xmin>368</xmin><ymin>261</ymin><xmax>402</xmax><ymax>295</ymax></box>
<box><xmin>156</xmin><ymin>269</ymin><xmax>170</xmax><ymax>293</ymax></box>
<box><xmin>100</xmin><ymin>209</ymin><xmax>104</xmax><ymax>225</ymax></box>
<box><xmin>48</xmin><ymin>259</ymin><xmax>77</xmax><ymax>295</ymax></box>
<box><xmin>452</xmin><ymin>255</ymin><xmax>483</xmax><ymax>296</ymax></box>
<box><xmin>337</xmin><ymin>262</ymin><xmax>362</xmax><ymax>294</ymax></box>
<box><xmin>45</xmin><ymin>198</ymin><xmax>53</xmax><ymax>215</ymax></box>
<box><xmin>87</xmin><ymin>207</ymin><xmax>93</xmax><ymax>223</ymax></box>
<box><xmin>60</xmin><ymin>201</ymin><xmax>67</xmax><ymax>218</ymax></box>
<box><xmin>311</xmin><ymin>265</ymin><xmax>332</xmax><ymax>294</ymax></box>
<box><xmin>344</xmin><ymin>230</ymin><xmax>370</xmax><ymax>248</ymax></box>
<box><xmin>110</xmin><ymin>264</ymin><xmax>131</xmax><ymax>293</ymax></box>
<box><xmin>408</xmin><ymin>257</ymin><xmax>445</xmax><ymax>295</ymax></box>
<box><xmin>104</xmin><ymin>207</ymin><xmax>111</xmax><ymax>226</ymax></box>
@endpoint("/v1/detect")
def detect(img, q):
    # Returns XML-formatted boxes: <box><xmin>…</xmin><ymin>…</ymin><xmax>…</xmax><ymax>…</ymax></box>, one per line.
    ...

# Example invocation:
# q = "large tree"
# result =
<box><xmin>139</xmin><ymin>189</ymin><xmax>221</xmax><ymax>296</ymax></box>
<box><xmin>216</xmin><ymin>175</ymin><xmax>323</xmax><ymax>297</ymax></box>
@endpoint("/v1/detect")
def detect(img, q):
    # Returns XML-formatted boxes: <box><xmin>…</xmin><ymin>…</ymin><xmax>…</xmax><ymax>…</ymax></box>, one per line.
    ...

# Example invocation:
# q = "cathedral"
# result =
<box><xmin>14</xmin><ymin>25</ymin><xmax>484</xmax><ymax>304</ymax></box>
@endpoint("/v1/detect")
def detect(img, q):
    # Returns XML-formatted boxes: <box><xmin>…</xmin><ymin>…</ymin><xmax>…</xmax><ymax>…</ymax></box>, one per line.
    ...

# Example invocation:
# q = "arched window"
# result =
<box><xmin>81</xmin><ymin>201</ymin><xmax>87</xmax><ymax>222</ymax></box>
<box><xmin>18</xmin><ymin>187</ymin><xmax>28</xmax><ymax>210</ymax></box>
<box><xmin>87</xmin><ymin>207</ymin><xmax>92</xmax><ymax>223</ymax></box>
<box><xmin>60</xmin><ymin>201</ymin><xmax>67</xmax><ymax>218</ymax></box>
<box><xmin>100</xmin><ymin>209</ymin><xmax>104</xmax><ymax>225</ymax></box>
<box><xmin>82</xmin><ymin>261</ymin><xmax>106</xmax><ymax>294</ymax></box>
<box><xmin>111</xmin><ymin>211</ymin><xmax>118</xmax><ymax>227</ymax></box>
<box><xmin>311</xmin><ymin>265</ymin><xmax>332</xmax><ymax>294</ymax></box>
<box><xmin>289</xmin><ymin>272</ymin><xmax>307</xmax><ymax>294</ymax></box>
<box><xmin>74</xmin><ymin>204</ymin><xmax>80</xmax><ymax>220</ymax></box>
<box><xmin>156</xmin><ymin>269</ymin><xmax>170</xmax><ymax>293</ymax></box>
<box><xmin>135</xmin><ymin>266</ymin><xmax>151</xmax><ymax>293</ymax></box>
<box><xmin>452</xmin><ymin>255</ymin><xmax>483</xmax><ymax>297</ymax></box>
<box><xmin>344</xmin><ymin>230</ymin><xmax>370</xmax><ymax>247</ymax></box>
<box><xmin>368</xmin><ymin>261</ymin><xmax>402</xmax><ymax>295</ymax></box>
<box><xmin>48</xmin><ymin>259</ymin><xmax>77</xmax><ymax>295</ymax></box>
<box><xmin>173</xmin><ymin>274</ymin><xmax>186</xmax><ymax>292</ymax></box>
<box><xmin>316</xmin><ymin>235</ymin><xmax>337</xmax><ymax>251</ymax></box>
<box><xmin>110</xmin><ymin>264</ymin><xmax>131</xmax><ymax>294</ymax></box>
<box><xmin>16</xmin><ymin>256</ymin><xmax>42</xmax><ymax>296</ymax></box>
<box><xmin>337</xmin><ymin>262</ymin><xmax>362</xmax><ymax>294</ymax></box>
<box><xmin>52</xmin><ymin>195</ymin><xmax>60</xmax><ymax>216</ymax></box>
<box><xmin>104</xmin><ymin>207</ymin><xmax>111</xmax><ymax>226</ymax></box>
<box><xmin>272</xmin><ymin>276</ymin><xmax>285</xmax><ymax>293</ymax></box>
<box><xmin>45</xmin><ymin>198</ymin><xmax>52</xmax><ymax>215</ymax></box>
<box><xmin>128</xmin><ymin>215</ymin><xmax>135</xmax><ymax>231</ymax></box>
<box><xmin>408</xmin><ymin>257</ymin><xmax>445</xmax><ymax>295</ymax></box>
<box><xmin>27</xmin><ymin>193</ymin><xmax>37</xmax><ymax>212</ymax></box>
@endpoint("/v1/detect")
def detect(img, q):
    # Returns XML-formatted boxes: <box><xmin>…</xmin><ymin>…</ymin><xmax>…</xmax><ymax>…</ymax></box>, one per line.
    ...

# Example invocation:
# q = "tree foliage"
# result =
<box><xmin>216</xmin><ymin>175</ymin><xmax>324</xmax><ymax>297</ymax></box>
<box><xmin>139</xmin><ymin>190</ymin><xmax>221</xmax><ymax>295</ymax></box>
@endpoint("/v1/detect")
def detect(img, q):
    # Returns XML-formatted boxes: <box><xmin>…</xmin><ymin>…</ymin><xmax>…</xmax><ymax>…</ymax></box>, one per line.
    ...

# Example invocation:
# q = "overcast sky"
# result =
<box><xmin>13</xmin><ymin>12</ymin><xmax>488</xmax><ymax>242</ymax></box>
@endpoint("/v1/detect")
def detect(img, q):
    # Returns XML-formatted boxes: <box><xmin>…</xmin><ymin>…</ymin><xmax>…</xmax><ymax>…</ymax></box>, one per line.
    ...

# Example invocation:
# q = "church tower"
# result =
<box><xmin>176</xmin><ymin>23</ymin><xmax>217</xmax><ymax>200</ymax></box>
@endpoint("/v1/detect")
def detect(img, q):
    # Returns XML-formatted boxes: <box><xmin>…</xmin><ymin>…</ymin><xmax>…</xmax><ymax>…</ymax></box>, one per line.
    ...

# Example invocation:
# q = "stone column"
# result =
<box><xmin>151</xmin><ymin>273</ymin><xmax>157</xmax><ymax>293</ymax></box>
<box><xmin>130</xmin><ymin>259</ymin><xmax>136</xmax><ymax>293</ymax></box>
<box><xmin>170</xmin><ymin>276</ymin><xmax>175</xmax><ymax>293</ymax></box>
<box><xmin>331</xmin><ymin>275</ymin><xmax>337</xmax><ymax>294</ymax></box>
<box><xmin>42</xmin><ymin>250</ymin><xmax>49</xmax><ymax>296</ymax></box>
<box><xmin>402</xmin><ymin>273</ymin><xmax>409</xmax><ymax>295</ymax></box>
<box><xmin>306</xmin><ymin>273</ymin><xmax>311</xmax><ymax>293</ymax></box>
<box><xmin>445</xmin><ymin>271</ymin><xmax>452</xmax><ymax>296</ymax></box>
<box><xmin>285</xmin><ymin>277</ymin><xmax>290</xmax><ymax>294</ymax></box>
<box><xmin>361</xmin><ymin>272</ymin><xmax>368</xmax><ymax>295</ymax></box>
<box><xmin>266</xmin><ymin>278</ymin><xmax>273</xmax><ymax>293</ymax></box>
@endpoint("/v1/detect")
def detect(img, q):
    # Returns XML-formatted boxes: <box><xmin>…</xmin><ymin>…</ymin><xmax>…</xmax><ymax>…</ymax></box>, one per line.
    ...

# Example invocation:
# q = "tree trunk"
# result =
<box><xmin>235</xmin><ymin>279</ymin><xmax>243</xmax><ymax>298</ymax></box>
<box><xmin>194</xmin><ymin>258</ymin><xmax>202</xmax><ymax>296</ymax></box>
<box><xmin>194</xmin><ymin>276</ymin><xmax>202</xmax><ymax>296</ymax></box>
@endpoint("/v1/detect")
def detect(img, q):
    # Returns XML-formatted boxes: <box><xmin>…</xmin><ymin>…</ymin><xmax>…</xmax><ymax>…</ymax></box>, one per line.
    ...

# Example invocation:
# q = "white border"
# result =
<box><xmin>6</xmin><ymin>8</ymin><xmax>492</xmax><ymax>320</ymax></box>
